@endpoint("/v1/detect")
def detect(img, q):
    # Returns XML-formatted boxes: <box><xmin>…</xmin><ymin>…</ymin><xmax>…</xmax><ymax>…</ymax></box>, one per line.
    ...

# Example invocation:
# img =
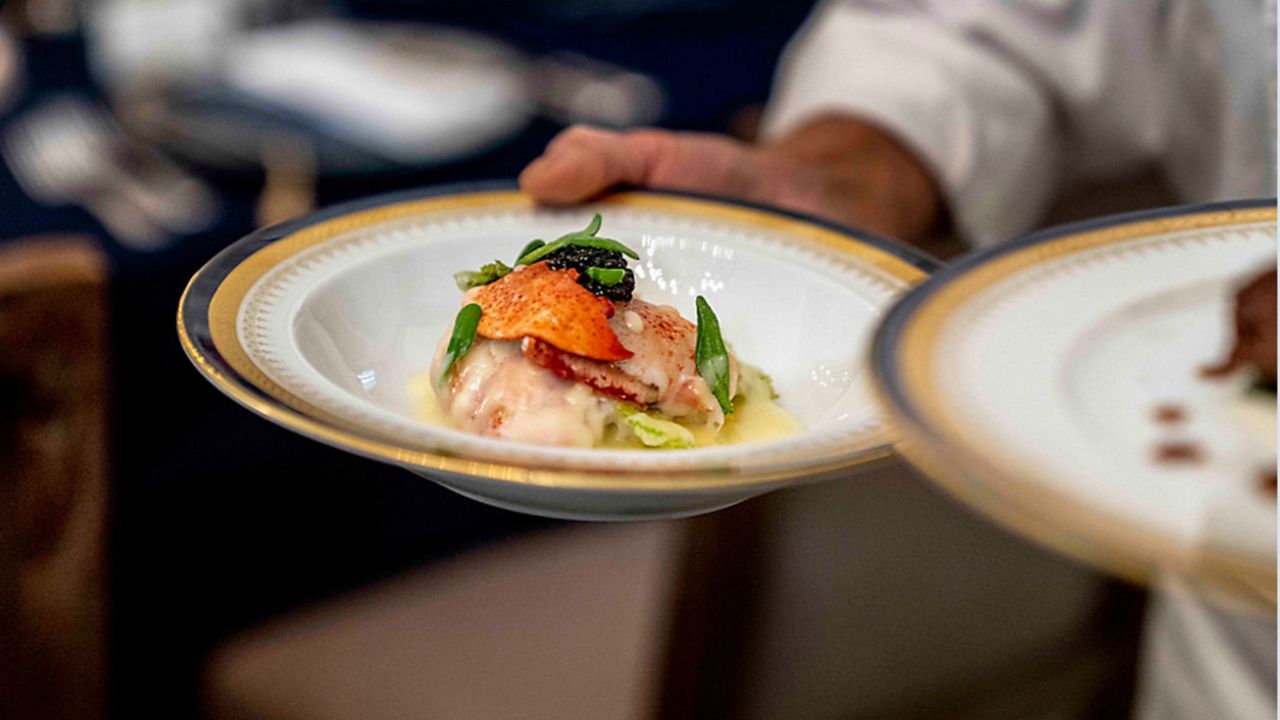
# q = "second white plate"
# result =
<box><xmin>874</xmin><ymin>200</ymin><xmax>1277</xmax><ymax>610</ymax></box>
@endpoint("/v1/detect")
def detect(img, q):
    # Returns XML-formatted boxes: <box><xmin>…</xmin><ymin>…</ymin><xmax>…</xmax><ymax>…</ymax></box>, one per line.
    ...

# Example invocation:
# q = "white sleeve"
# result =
<box><xmin>760</xmin><ymin>0</ymin><xmax>1191</xmax><ymax>247</ymax></box>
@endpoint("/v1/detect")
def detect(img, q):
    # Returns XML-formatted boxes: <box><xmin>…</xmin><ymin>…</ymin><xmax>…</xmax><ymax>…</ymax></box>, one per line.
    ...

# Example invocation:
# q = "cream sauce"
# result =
<box><xmin>418</xmin><ymin>351</ymin><xmax>801</xmax><ymax>450</ymax></box>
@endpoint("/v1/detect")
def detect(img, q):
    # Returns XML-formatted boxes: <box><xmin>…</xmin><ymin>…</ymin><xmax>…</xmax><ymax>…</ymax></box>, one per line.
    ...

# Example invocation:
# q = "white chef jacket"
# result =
<box><xmin>1135</xmin><ymin>577</ymin><xmax>1276</xmax><ymax>720</ymax></box>
<box><xmin>763</xmin><ymin>4</ymin><xmax>1277</xmax><ymax>718</ymax></box>
<box><xmin>762</xmin><ymin>0</ymin><xmax>1277</xmax><ymax>247</ymax></box>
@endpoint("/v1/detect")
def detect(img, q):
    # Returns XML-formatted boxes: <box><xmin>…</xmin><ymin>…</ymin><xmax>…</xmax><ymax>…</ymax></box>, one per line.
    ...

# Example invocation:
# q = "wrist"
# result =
<box><xmin>758</xmin><ymin>114</ymin><xmax>947</xmax><ymax>249</ymax></box>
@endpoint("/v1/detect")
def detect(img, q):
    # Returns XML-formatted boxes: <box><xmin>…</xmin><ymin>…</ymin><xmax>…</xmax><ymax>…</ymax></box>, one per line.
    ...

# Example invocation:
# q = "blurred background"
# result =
<box><xmin>0</xmin><ymin>1</ymin><xmax>1151</xmax><ymax>718</ymax></box>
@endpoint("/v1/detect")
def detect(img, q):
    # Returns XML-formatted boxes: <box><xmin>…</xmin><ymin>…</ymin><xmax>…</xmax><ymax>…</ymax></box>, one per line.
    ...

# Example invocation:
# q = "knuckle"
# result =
<box><xmin>558</xmin><ymin>125</ymin><xmax>609</xmax><ymax>147</ymax></box>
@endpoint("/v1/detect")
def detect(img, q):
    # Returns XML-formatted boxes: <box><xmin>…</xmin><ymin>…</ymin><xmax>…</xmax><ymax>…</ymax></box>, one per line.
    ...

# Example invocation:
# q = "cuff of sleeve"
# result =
<box><xmin>762</xmin><ymin>6</ymin><xmax>1060</xmax><ymax>247</ymax></box>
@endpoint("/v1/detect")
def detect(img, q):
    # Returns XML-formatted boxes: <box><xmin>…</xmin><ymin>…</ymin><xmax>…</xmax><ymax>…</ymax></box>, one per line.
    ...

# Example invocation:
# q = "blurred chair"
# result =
<box><xmin>0</xmin><ymin>236</ymin><xmax>109</xmax><ymax>720</ymax></box>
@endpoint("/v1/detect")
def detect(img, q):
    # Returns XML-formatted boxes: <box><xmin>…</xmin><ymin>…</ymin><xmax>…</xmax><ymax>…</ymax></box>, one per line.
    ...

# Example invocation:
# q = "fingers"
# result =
<box><xmin>518</xmin><ymin>121</ymin><xmax>943</xmax><ymax>251</ymax></box>
<box><xmin>519</xmin><ymin>126</ymin><xmax>650</xmax><ymax>204</ymax></box>
<box><xmin>519</xmin><ymin>125</ymin><xmax>752</xmax><ymax>204</ymax></box>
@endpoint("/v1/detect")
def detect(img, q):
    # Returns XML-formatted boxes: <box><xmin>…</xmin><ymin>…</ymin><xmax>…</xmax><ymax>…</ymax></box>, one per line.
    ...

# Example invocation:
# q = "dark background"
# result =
<box><xmin>0</xmin><ymin>2</ymin><xmax>819</xmax><ymax>716</ymax></box>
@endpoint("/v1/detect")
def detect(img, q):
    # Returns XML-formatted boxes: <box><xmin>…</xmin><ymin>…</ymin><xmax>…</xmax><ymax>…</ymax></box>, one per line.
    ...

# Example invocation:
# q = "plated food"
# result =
<box><xmin>429</xmin><ymin>215</ymin><xmax>796</xmax><ymax>449</ymax></box>
<box><xmin>873</xmin><ymin>200</ymin><xmax>1277</xmax><ymax>610</ymax></box>
<box><xmin>1196</xmin><ymin>265</ymin><xmax>1277</xmax><ymax>494</ymax></box>
<box><xmin>178</xmin><ymin>186</ymin><xmax>933</xmax><ymax>519</ymax></box>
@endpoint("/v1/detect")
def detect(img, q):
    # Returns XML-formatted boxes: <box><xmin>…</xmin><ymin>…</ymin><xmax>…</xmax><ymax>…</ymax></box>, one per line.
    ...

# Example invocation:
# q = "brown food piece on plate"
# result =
<box><xmin>1153</xmin><ymin>441</ymin><xmax>1204</xmax><ymax>464</ymax></box>
<box><xmin>1203</xmin><ymin>266</ymin><xmax>1276</xmax><ymax>382</ymax></box>
<box><xmin>1260</xmin><ymin>471</ymin><xmax>1277</xmax><ymax>498</ymax></box>
<box><xmin>1152</xmin><ymin>404</ymin><xmax>1187</xmax><ymax>424</ymax></box>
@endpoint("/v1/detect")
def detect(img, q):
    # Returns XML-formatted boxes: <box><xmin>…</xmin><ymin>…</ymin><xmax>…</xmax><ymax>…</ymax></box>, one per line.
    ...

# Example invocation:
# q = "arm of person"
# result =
<box><xmin>519</xmin><ymin>116</ymin><xmax>945</xmax><ymax>251</ymax></box>
<box><xmin>761</xmin><ymin>0</ymin><xmax>1206</xmax><ymax>247</ymax></box>
<box><xmin>524</xmin><ymin>0</ymin><xmax>1235</xmax><ymax>250</ymax></box>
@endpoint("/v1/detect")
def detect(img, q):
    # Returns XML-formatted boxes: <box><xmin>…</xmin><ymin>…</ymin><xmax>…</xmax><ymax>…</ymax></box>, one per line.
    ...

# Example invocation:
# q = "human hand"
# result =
<box><xmin>519</xmin><ymin>115</ymin><xmax>945</xmax><ymax>249</ymax></box>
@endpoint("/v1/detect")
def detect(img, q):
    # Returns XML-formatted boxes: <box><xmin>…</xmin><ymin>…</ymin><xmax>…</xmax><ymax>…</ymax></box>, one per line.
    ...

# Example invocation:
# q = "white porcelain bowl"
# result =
<box><xmin>180</xmin><ymin>186</ymin><xmax>933</xmax><ymax>519</ymax></box>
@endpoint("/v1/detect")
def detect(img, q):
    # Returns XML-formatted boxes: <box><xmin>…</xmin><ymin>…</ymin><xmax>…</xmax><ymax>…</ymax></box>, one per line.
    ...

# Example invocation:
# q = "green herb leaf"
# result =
<box><xmin>453</xmin><ymin>260</ymin><xmax>512</xmax><ymax>291</ymax></box>
<box><xmin>516</xmin><ymin>239</ymin><xmax>545</xmax><ymax>263</ymax></box>
<box><xmin>519</xmin><ymin>235</ymin><xmax>640</xmax><ymax>264</ymax></box>
<box><xmin>517</xmin><ymin>214</ymin><xmax>639</xmax><ymax>264</ymax></box>
<box><xmin>439</xmin><ymin>303</ymin><xmax>482</xmax><ymax>384</ymax></box>
<box><xmin>694</xmin><ymin>295</ymin><xmax>733</xmax><ymax>414</ymax></box>
<box><xmin>585</xmin><ymin>267</ymin><xmax>626</xmax><ymax>286</ymax></box>
<box><xmin>579</xmin><ymin>213</ymin><xmax>602</xmax><ymax>237</ymax></box>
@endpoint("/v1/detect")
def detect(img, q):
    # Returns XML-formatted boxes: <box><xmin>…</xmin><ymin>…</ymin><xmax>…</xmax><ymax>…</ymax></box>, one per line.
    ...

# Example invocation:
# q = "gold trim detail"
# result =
<box><xmin>180</xmin><ymin>190</ymin><xmax>924</xmax><ymax>491</ymax></box>
<box><xmin>882</xmin><ymin>206</ymin><xmax>1277</xmax><ymax>612</ymax></box>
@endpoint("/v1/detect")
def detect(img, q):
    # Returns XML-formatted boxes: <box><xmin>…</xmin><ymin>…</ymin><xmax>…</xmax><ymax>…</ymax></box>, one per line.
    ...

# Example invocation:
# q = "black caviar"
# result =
<box><xmin>545</xmin><ymin>245</ymin><xmax>635</xmax><ymax>301</ymax></box>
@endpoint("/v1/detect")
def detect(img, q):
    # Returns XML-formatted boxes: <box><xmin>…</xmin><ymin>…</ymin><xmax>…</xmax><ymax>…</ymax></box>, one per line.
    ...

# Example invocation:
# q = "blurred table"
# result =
<box><xmin>0</xmin><ymin>27</ymin><xmax>565</xmax><ymax>719</ymax></box>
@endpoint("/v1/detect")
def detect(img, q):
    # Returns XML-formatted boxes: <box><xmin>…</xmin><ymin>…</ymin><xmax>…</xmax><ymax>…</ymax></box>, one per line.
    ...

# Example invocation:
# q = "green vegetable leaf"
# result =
<box><xmin>453</xmin><ymin>260</ymin><xmax>512</xmax><ymax>291</ymax></box>
<box><xmin>695</xmin><ymin>295</ymin><xmax>733</xmax><ymax>414</ymax></box>
<box><xmin>517</xmin><ymin>214</ymin><xmax>639</xmax><ymax>264</ymax></box>
<box><xmin>615</xmin><ymin>403</ymin><xmax>695</xmax><ymax>449</ymax></box>
<box><xmin>439</xmin><ymin>303</ymin><xmax>482</xmax><ymax>384</ymax></box>
<box><xmin>585</xmin><ymin>267</ymin><xmax>626</xmax><ymax>286</ymax></box>
<box><xmin>516</xmin><ymin>239</ymin><xmax>545</xmax><ymax>263</ymax></box>
<box><xmin>579</xmin><ymin>213</ymin><xmax>602</xmax><ymax>237</ymax></box>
